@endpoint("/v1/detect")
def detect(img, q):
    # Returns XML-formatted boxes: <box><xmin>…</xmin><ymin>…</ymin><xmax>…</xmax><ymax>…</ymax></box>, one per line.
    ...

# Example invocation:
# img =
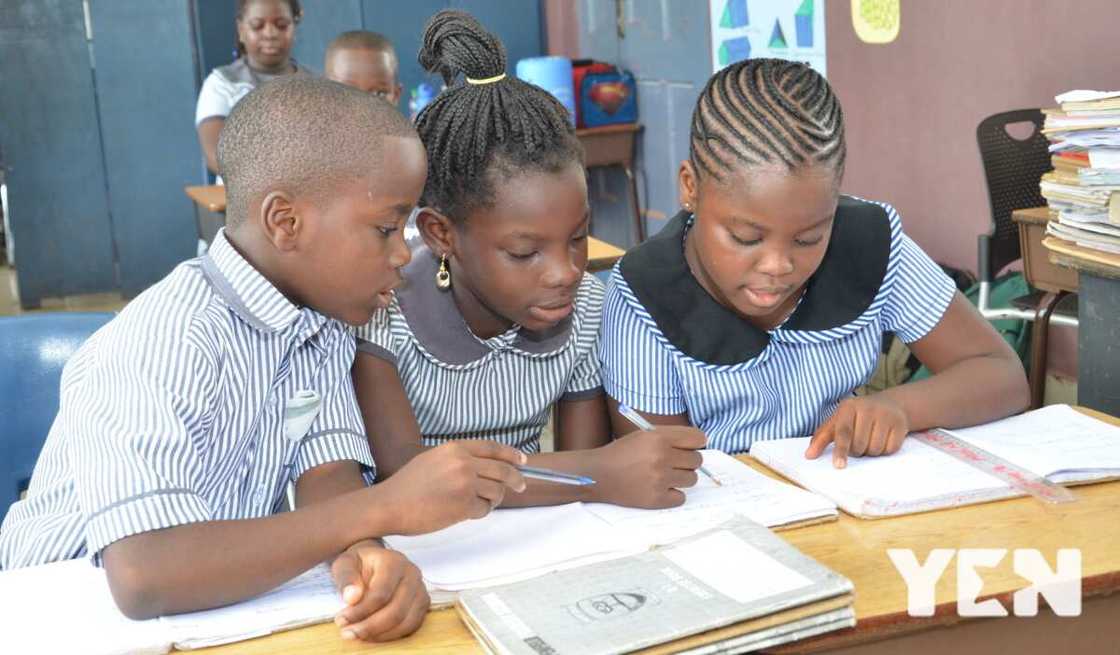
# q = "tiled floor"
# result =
<box><xmin>0</xmin><ymin>263</ymin><xmax>128</xmax><ymax>316</ymax></box>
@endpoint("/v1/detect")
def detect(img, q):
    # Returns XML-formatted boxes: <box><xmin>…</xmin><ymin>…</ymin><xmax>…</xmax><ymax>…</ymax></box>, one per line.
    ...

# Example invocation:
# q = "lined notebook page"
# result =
<box><xmin>946</xmin><ymin>404</ymin><xmax>1120</xmax><ymax>478</ymax></box>
<box><xmin>750</xmin><ymin>437</ymin><xmax>1008</xmax><ymax>517</ymax></box>
<box><xmin>585</xmin><ymin>450</ymin><xmax>837</xmax><ymax>543</ymax></box>
<box><xmin>385</xmin><ymin>502</ymin><xmax>644</xmax><ymax>590</ymax></box>
<box><xmin>750</xmin><ymin>405</ymin><xmax>1120</xmax><ymax>517</ymax></box>
<box><xmin>163</xmin><ymin>564</ymin><xmax>343</xmax><ymax>650</ymax></box>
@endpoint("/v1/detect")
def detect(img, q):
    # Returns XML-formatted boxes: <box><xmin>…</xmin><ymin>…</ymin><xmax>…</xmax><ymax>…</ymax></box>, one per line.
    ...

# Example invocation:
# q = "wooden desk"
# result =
<box><xmin>179</xmin><ymin>184</ymin><xmax>627</xmax><ymax>272</ymax></box>
<box><xmin>577</xmin><ymin>123</ymin><xmax>644</xmax><ymax>244</ymax></box>
<box><xmin>1011</xmin><ymin>207</ymin><xmax>1078</xmax><ymax>293</ymax></box>
<box><xmin>185</xmin><ymin>185</ymin><xmax>227</xmax><ymax>213</ymax></box>
<box><xmin>184</xmin><ymin>185</ymin><xmax>227</xmax><ymax>245</ymax></box>
<box><xmin>197</xmin><ymin>409</ymin><xmax>1120</xmax><ymax>654</ymax></box>
<box><xmin>184</xmin><ymin>184</ymin><xmax>626</xmax><ymax>273</ymax></box>
<box><xmin>1044</xmin><ymin>235</ymin><xmax>1120</xmax><ymax>415</ymax></box>
<box><xmin>587</xmin><ymin>237</ymin><xmax>625</xmax><ymax>273</ymax></box>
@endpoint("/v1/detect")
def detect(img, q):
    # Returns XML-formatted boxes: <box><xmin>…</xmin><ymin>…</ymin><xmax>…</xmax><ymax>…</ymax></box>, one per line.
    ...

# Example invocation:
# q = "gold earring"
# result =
<box><xmin>435</xmin><ymin>254</ymin><xmax>452</xmax><ymax>290</ymax></box>
<box><xmin>683</xmin><ymin>202</ymin><xmax>693</xmax><ymax>212</ymax></box>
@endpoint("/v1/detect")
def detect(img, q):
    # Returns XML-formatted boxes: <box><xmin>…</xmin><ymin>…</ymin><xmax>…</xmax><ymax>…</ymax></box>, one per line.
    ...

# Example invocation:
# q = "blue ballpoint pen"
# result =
<box><xmin>517</xmin><ymin>465</ymin><xmax>596</xmax><ymax>486</ymax></box>
<box><xmin>617</xmin><ymin>403</ymin><xmax>722</xmax><ymax>486</ymax></box>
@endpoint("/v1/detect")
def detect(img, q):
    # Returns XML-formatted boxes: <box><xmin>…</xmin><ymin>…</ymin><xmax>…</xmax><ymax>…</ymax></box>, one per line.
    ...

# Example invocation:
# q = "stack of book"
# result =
<box><xmin>1041</xmin><ymin>89</ymin><xmax>1120</xmax><ymax>254</ymax></box>
<box><xmin>456</xmin><ymin>518</ymin><xmax>854</xmax><ymax>655</ymax></box>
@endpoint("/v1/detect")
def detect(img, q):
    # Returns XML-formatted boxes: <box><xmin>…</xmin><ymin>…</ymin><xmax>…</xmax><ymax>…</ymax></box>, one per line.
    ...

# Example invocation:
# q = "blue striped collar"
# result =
<box><xmin>201</xmin><ymin>228</ymin><xmax>304</xmax><ymax>334</ymax></box>
<box><xmin>619</xmin><ymin>197</ymin><xmax>890</xmax><ymax>366</ymax></box>
<box><xmin>395</xmin><ymin>247</ymin><xmax>572</xmax><ymax>365</ymax></box>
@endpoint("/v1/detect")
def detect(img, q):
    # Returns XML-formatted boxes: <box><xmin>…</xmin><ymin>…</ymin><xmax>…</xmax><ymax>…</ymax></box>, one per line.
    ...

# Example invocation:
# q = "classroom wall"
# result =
<box><xmin>548</xmin><ymin>1</ymin><xmax>1117</xmax><ymax>380</ymax></box>
<box><xmin>825</xmin><ymin>0</ymin><xmax>1120</xmax><ymax>378</ymax></box>
<box><xmin>0</xmin><ymin>0</ymin><xmax>198</xmax><ymax>307</ymax></box>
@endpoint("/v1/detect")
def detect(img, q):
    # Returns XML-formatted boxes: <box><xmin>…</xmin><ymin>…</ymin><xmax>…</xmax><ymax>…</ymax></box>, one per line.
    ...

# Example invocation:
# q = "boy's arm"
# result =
<box><xmin>101</xmin><ymin>470</ymin><xmax>390</xmax><ymax>619</ymax></box>
<box><xmin>102</xmin><ymin>443</ymin><xmax>525</xmax><ymax>621</ymax></box>
<box><xmin>352</xmin><ymin>351</ymin><xmax>427</xmax><ymax>478</ymax></box>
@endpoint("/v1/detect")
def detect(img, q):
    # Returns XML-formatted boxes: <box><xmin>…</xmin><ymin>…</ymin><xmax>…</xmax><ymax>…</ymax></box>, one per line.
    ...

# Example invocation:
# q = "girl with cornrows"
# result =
<box><xmin>353</xmin><ymin>10</ymin><xmax>706</xmax><ymax>509</ymax></box>
<box><xmin>600</xmin><ymin>59</ymin><xmax>1028</xmax><ymax>467</ymax></box>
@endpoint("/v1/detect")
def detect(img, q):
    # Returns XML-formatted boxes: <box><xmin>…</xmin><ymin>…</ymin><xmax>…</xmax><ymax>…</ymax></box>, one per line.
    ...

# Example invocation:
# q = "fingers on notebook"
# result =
<box><xmin>806</xmin><ymin>398</ymin><xmax>910</xmax><ymax>467</ymax></box>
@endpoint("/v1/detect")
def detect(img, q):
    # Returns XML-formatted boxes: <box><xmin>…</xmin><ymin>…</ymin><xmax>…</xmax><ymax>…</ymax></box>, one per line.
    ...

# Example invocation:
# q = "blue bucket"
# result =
<box><xmin>515</xmin><ymin>56</ymin><xmax>576</xmax><ymax>126</ymax></box>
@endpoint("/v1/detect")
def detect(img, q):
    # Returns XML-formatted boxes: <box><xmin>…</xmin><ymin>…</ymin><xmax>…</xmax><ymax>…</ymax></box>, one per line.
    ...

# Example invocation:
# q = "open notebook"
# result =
<box><xmin>0</xmin><ymin>559</ymin><xmax>343</xmax><ymax>654</ymax></box>
<box><xmin>0</xmin><ymin>453</ymin><xmax>835</xmax><ymax>652</ymax></box>
<box><xmin>750</xmin><ymin>405</ymin><xmax>1120</xmax><ymax>518</ymax></box>
<box><xmin>385</xmin><ymin>450</ymin><xmax>836</xmax><ymax>597</ymax></box>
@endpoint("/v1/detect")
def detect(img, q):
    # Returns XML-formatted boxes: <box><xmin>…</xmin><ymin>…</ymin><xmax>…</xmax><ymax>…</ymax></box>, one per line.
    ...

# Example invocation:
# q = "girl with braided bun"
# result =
<box><xmin>600</xmin><ymin>59</ymin><xmax>1028</xmax><ymax>467</ymax></box>
<box><xmin>353</xmin><ymin>10</ymin><xmax>706</xmax><ymax>509</ymax></box>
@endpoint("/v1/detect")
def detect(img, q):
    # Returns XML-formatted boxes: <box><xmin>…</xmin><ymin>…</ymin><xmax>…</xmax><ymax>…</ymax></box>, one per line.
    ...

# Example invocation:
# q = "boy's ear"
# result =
<box><xmin>678</xmin><ymin>160</ymin><xmax>699</xmax><ymax>211</ymax></box>
<box><xmin>259</xmin><ymin>191</ymin><xmax>301</xmax><ymax>251</ymax></box>
<box><xmin>415</xmin><ymin>207</ymin><xmax>456</xmax><ymax>257</ymax></box>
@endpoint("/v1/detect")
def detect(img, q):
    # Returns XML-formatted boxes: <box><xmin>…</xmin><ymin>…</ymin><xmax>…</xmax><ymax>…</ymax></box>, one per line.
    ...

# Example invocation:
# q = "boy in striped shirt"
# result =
<box><xmin>1</xmin><ymin>77</ymin><xmax>526</xmax><ymax>642</ymax></box>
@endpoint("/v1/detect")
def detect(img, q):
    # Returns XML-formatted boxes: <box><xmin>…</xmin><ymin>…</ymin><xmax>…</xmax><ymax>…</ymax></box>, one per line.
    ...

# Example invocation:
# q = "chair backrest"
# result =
<box><xmin>976</xmin><ymin>109</ymin><xmax>1050</xmax><ymax>280</ymax></box>
<box><xmin>0</xmin><ymin>312</ymin><xmax>113</xmax><ymax>514</ymax></box>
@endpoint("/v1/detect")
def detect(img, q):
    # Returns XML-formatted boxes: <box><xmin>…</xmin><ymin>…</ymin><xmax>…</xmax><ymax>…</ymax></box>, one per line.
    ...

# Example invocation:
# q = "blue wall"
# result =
<box><xmin>579</xmin><ymin>0</ymin><xmax>711</xmax><ymax>243</ymax></box>
<box><xmin>0</xmin><ymin>0</ymin><xmax>118</xmax><ymax>306</ymax></box>
<box><xmin>1</xmin><ymin>1</ymin><xmax>543</xmax><ymax>307</ymax></box>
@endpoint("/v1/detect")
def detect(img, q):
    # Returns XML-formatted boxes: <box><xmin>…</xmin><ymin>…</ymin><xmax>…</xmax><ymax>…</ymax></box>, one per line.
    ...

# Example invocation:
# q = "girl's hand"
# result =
<box><xmin>804</xmin><ymin>395</ymin><xmax>909</xmax><ymax>468</ymax></box>
<box><xmin>593</xmin><ymin>427</ymin><xmax>707</xmax><ymax>508</ymax></box>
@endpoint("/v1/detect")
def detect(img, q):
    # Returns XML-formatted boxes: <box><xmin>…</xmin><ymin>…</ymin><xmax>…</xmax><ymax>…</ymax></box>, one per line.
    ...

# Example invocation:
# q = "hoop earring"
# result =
<box><xmin>435</xmin><ymin>255</ymin><xmax>452</xmax><ymax>291</ymax></box>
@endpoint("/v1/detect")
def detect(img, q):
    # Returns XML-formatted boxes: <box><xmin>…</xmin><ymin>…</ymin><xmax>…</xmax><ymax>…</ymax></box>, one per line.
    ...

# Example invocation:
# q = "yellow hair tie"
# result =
<box><xmin>466</xmin><ymin>73</ymin><xmax>506</xmax><ymax>85</ymax></box>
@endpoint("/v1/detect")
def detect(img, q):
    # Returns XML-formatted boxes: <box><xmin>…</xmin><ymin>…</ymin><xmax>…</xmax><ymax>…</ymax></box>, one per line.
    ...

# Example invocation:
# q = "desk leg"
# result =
<box><xmin>195</xmin><ymin>205</ymin><xmax>226</xmax><ymax>247</ymax></box>
<box><xmin>1077</xmin><ymin>272</ymin><xmax>1120</xmax><ymax>415</ymax></box>
<box><xmin>1028</xmin><ymin>291</ymin><xmax>1066</xmax><ymax>410</ymax></box>
<box><xmin>623</xmin><ymin>164</ymin><xmax>644</xmax><ymax>244</ymax></box>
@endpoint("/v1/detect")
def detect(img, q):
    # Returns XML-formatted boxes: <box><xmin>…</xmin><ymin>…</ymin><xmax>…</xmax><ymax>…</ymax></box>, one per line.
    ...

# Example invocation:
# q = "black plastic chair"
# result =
<box><xmin>976</xmin><ymin>109</ymin><xmax>1077</xmax><ymax>409</ymax></box>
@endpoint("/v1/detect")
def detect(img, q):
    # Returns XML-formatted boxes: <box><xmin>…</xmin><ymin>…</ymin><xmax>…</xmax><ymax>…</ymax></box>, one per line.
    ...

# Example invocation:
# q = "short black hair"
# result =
<box><xmin>690</xmin><ymin>58</ymin><xmax>845</xmax><ymax>184</ymax></box>
<box><xmin>217</xmin><ymin>76</ymin><xmax>415</xmax><ymax>226</ymax></box>
<box><xmin>235</xmin><ymin>0</ymin><xmax>302</xmax><ymax>57</ymax></box>
<box><xmin>326</xmin><ymin>30</ymin><xmax>398</xmax><ymax>75</ymax></box>
<box><xmin>414</xmin><ymin>10</ymin><xmax>582</xmax><ymax>221</ymax></box>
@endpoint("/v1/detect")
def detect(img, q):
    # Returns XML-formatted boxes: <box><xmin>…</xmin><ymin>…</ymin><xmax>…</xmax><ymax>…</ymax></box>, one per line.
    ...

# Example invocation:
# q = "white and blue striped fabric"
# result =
<box><xmin>0</xmin><ymin>229</ymin><xmax>372</xmax><ymax>570</ymax></box>
<box><xmin>356</xmin><ymin>250</ymin><xmax>605</xmax><ymax>453</ymax></box>
<box><xmin>599</xmin><ymin>201</ymin><xmax>956</xmax><ymax>453</ymax></box>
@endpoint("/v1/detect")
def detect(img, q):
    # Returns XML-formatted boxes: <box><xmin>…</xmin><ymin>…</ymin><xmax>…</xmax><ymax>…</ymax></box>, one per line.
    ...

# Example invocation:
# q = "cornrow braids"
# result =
<box><xmin>414</xmin><ymin>10</ymin><xmax>583</xmax><ymax>221</ymax></box>
<box><xmin>690</xmin><ymin>58</ymin><xmax>845</xmax><ymax>184</ymax></box>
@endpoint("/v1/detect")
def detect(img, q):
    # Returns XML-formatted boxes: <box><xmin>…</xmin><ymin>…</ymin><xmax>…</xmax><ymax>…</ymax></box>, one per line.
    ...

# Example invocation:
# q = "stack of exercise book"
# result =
<box><xmin>456</xmin><ymin>518</ymin><xmax>854</xmax><ymax>655</ymax></box>
<box><xmin>1041</xmin><ymin>90</ymin><xmax>1120</xmax><ymax>254</ymax></box>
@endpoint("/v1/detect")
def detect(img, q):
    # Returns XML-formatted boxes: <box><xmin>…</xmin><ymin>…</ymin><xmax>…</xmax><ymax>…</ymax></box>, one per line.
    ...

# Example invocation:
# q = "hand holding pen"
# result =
<box><xmin>617</xmin><ymin>404</ymin><xmax>722</xmax><ymax>487</ymax></box>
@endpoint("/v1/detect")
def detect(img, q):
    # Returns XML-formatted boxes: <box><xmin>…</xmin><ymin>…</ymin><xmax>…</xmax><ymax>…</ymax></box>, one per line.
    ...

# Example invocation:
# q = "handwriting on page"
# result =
<box><xmin>584</xmin><ymin>451</ymin><xmax>836</xmax><ymax>543</ymax></box>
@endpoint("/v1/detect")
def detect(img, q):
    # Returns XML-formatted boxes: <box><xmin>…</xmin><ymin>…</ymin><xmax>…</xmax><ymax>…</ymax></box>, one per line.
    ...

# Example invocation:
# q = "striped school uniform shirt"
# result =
<box><xmin>599</xmin><ymin>196</ymin><xmax>957</xmax><ymax>454</ymax></box>
<box><xmin>355</xmin><ymin>248</ymin><xmax>605</xmax><ymax>453</ymax></box>
<box><xmin>0</xmin><ymin>229</ymin><xmax>372</xmax><ymax>570</ymax></box>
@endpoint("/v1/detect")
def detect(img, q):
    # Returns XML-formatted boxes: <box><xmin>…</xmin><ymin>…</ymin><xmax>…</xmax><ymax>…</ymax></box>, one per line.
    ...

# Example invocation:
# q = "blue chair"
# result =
<box><xmin>0</xmin><ymin>312</ymin><xmax>114</xmax><ymax>515</ymax></box>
